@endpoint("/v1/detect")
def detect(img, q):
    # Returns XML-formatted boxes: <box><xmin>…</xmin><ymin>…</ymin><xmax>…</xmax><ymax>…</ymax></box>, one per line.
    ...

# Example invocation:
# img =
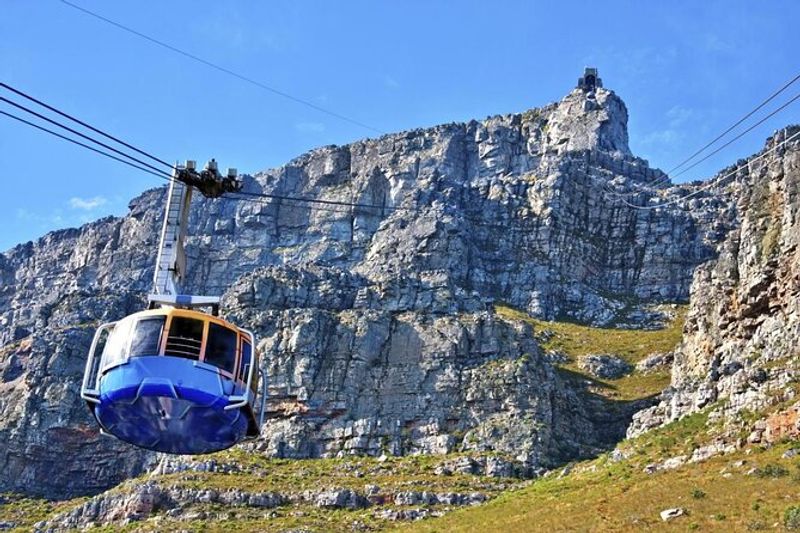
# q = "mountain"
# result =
<box><xmin>399</xmin><ymin>126</ymin><xmax>800</xmax><ymax>533</ymax></box>
<box><xmin>630</xmin><ymin>126</ymin><xmax>800</xmax><ymax>437</ymax></box>
<box><xmin>1</xmin><ymin>70</ymin><xmax>799</xmax><ymax>531</ymax></box>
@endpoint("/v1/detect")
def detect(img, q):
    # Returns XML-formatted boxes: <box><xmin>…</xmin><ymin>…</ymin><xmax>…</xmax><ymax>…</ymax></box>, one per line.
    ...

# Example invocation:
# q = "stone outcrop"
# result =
<box><xmin>0</xmin><ymin>78</ymin><xmax>741</xmax><ymax>498</ymax></box>
<box><xmin>41</xmin><ymin>483</ymin><xmax>287</xmax><ymax>530</ymax></box>
<box><xmin>578</xmin><ymin>354</ymin><xmax>632</xmax><ymax>379</ymax></box>
<box><xmin>225</xmin><ymin>274</ymin><xmax>624</xmax><ymax>469</ymax></box>
<box><xmin>39</xmin><ymin>480</ymin><xmax>489</xmax><ymax>530</ymax></box>
<box><xmin>635</xmin><ymin>352</ymin><xmax>674</xmax><ymax>374</ymax></box>
<box><xmin>629</xmin><ymin>127</ymin><xmax>800</xmax><ymax>437</ymax></box>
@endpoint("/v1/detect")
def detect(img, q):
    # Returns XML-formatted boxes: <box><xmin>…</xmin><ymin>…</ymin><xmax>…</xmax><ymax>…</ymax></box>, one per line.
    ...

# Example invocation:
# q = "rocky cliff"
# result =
<box><xmin>629</xmin><ymin>126</ymin><xmax>800</xmax><ymax>437</ymax></box>
<box><xmin>0</xmin><ymin>81</ymin><xmax>735</xmax><ymax>499</ymax></box>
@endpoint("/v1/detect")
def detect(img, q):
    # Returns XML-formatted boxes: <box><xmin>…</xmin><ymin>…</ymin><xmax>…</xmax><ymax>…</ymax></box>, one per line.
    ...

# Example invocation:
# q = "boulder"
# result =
<box><xmin>578</xmin><ymin>354</ymin><xmax>632</xmax><ymax>379</ymax></box>
<box><xmin>660</xmin><ymin>508</ymin><xmax>685</xmax><ymax>522</ymax></box>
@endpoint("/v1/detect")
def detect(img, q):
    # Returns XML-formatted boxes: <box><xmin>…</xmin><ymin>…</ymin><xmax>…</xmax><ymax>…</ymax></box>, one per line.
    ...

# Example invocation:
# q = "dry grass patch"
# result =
<box><xmin>494</xmin><ymin>304</ymin><xmax>685</xmax><ymax>400</ymax></box>
<box><xmin>0</xmin><ymin>494</ymin><xmax>85</xmax><ymax>532</ymax></box>
<box><xmin>401</xmin><ymin>443</ymin><xmax>800</xmax><ymax>533</ymax></box>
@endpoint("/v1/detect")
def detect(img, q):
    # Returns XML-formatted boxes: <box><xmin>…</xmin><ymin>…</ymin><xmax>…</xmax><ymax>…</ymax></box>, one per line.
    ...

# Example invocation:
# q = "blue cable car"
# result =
<box><xmin>81</xmin><ymin>308</ymin><xmax>266</xmax><ymax>454</ymax></box>
<box><xmin>80</xmin><ymin>160</ymin><xmax>266</xmax><ymax>454</ymax></box>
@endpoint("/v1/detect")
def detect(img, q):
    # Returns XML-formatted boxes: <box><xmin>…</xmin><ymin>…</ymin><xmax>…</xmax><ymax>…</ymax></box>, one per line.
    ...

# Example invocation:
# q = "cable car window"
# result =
<box><xmin>205</xmin><ymin>323</ymin><xmax>237</xmax><ymax>374</ymax></box>
<box><xmin>87</xmin><ymin>327</ymin><xmax>111</xmax><ymax>386</ymax></box>
<box><xmin>101</xmin><ymin>318</ymin><xmax>133</xmax><ymax>370</ymax></box>
<box><xmin>165</xmin><ymin>316</ymin><xmax>204</xmax><ymax>359</ymax></box>
<box><xmin>129</xmin><ymin>317</ymin><xmax>165</xmax><ymax>357</ymax></box>
<box><xmin>238</xmin><ymin>339</ymin><xmax>252</xmax><ymax>383</ymax></box>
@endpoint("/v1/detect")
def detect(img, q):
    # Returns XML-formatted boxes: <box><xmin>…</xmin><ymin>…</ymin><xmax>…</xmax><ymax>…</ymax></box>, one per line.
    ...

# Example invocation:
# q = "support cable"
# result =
<box><xmin>0</xmin><ymin>82</ymin><xmax>173</xmax><ymax>169</ymax></box>
<box><xmin>58</xmin><ymin>0</ymin><xmax>385</xmax><ymax>135</ymax></box>
<box><xmin>0</xmin><ymin>95</ymin><xmax>173</xmax><ymax>177</ymax></box>
<box><xmin>666</xmin><ymin>72</ymin><xmax>800</xmax><ymax>177</ymax></box>
<box><xmin>610</xmin><ymin>128</ymin><xmax>800</xmax><ymax>210</ymax></box>
<box><xmin>644</xmin><ymin>90</ymin><xmax>800</xmax><ymax>190</ymax></box>
<box><xmin>0</xmin><ymin>109</ymin><xmax>174</xmax><ymax>181</ymax></box>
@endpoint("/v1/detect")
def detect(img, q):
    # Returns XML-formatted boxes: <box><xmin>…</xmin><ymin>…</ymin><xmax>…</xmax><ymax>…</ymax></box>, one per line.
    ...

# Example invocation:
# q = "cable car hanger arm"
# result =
<box><xmin>149</xmin><ymin>159</ymin><xmax>241</xmax><ymax>314</ymax></box>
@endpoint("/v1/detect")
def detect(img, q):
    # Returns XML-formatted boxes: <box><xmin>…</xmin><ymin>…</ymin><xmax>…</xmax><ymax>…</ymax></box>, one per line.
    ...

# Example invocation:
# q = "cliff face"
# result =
<box><xmin>629</xmin><ymin>127</ymin><xmax>800</xmax><ymax>437</ymax></box>
<box><xmin>0</xmin><ymin>204</ymin><xmax>162</xmax><ymax>498</ymax></box>
<box><xmin>218</xmin><ymin>265</ymin><xmax>646</xmax><ymax>470</ymax></box>
<box><xmin>0</xmin><ymin>83</ymin><xmax>729</xmax><ymax>498</ymax></box>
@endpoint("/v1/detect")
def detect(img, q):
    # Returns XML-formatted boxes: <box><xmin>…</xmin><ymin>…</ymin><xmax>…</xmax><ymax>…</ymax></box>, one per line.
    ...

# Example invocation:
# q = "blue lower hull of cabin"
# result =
<box><xmin>93</xmin><ymin>356</ymin><xmax>250</xmax><ymax>454</ymax></box>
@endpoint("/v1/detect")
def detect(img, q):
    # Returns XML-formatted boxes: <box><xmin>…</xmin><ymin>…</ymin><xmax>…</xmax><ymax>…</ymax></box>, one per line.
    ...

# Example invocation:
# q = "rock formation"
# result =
<box><xmin>629</xmin><ymin>126</ymin><xmax>800</xmax><ymax>437</ymax></box>
<box><xmin>0</xmin><ymin>74</ymin><xmax>753</xmax><ymax>498</ymax></box>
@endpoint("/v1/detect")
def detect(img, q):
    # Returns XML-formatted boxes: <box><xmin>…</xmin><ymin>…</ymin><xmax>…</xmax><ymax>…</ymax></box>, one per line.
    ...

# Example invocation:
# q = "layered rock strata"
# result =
<box><xmin>0</xmin><ymin>82</ymin><xmax>734</xmax><ymax>497</ymax></box>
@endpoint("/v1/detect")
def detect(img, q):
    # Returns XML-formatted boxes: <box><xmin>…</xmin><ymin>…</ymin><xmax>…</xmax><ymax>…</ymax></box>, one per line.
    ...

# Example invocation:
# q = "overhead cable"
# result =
<box><xmin>666</xmin><ymin>71</ymin><xmax>800</xmax><ymax>177</ymax></box>
<box><xmin>611</xmin><ymin>128</ymin><xmax>800</xmax><ymax>210</ymax></box>
<box><xmin>0</xmin><ymin>82</ymin><xmax>173</xmax><ymax>169</ymax></box>
<box><xmin>0</xmin><ymin>109</ymin><xmax>174</xmax><ymax>180</ymax></box>
<box><xmin>0</xmin><ymin>95</ymin><xmax>172</xmax><ymax>177</ymax></box>
<box><xmin>670</xmin><ymin>92</ymin><xmax>800</xmax><ymax>179</ymax></box>
<box><xmin>58</xmin><ymin>0</ymin><xmax>385</xmax><ymax>135</ymax></box>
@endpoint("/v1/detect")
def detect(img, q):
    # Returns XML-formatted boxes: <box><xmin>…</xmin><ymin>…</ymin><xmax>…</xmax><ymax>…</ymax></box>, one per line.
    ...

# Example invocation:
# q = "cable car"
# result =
<box><xmin>82</xmin><ymin>308</ymin><xmax>263</xmax><ymax>454</ymax></box>
<box><xmin>81</xmin><ymin>160</ymin><xmax>266</xmax><ymax>454</ymax></box>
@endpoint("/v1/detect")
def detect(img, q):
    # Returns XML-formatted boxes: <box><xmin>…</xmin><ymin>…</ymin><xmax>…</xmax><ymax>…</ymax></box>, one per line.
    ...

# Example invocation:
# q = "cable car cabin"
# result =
<box><xmin>80</xmin><ymin>308</ymin><xmax>264</xmax><ymax>455</ymax></box>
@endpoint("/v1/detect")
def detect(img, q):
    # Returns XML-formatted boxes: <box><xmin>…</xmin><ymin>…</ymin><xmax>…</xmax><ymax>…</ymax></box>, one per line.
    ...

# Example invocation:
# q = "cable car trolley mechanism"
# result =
<box><xmin>81</xmin><ymin>160</ymin><xmax>267</xmax><ymax>455</ymax></box>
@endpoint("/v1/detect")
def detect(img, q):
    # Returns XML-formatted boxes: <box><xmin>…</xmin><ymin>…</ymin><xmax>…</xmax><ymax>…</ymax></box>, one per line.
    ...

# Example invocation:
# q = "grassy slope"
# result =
<box><xmin>403</xmin><ymin>446</ymin><xmax>800</xmax><ymax>532</ymax></box>
<box><xmin>495</xmin><ymin>304</ymin><xmax>685</xmax><ymax>400</ymax></box>
<box><xmin>0</xmin><ymin>496</ymin><xmax>85</xmax><ymax>531</ymax></box>
<box><xmin>0</xmin><ymin>306</ymin><xmax>699</xmax><ymax>532</ymax></box>
<box><xmin>0</xmin><ymin>452</ymin><xmax>523</xmax><ymax>533</ymax></box>
<box><xmin>399</xmin><ymin>307</ymin><xmax>800</xmax><ymax>531</ymax></box>
<box><xmin>13</xmin><ymin>413</ymin><xmax>798</xmax><ymax>532</ymax></box>
<box><xmin>403</xmin><ymin>410</ymin><xmax>800</xmax><ymax>532</ymax></box>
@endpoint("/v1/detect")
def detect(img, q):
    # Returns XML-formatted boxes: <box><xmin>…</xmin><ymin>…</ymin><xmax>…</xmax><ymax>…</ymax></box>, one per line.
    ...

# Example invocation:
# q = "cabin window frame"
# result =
<box><xmin>128</xmin><ymin>316</ymin><xmax>166</xmax><ymax>358</ymax></box>
<box><xmin>163</xmin><ymin>314</ymin><xmax>205</xmax><ymax>361</ymax></box>
<box><xmin>153</xmin><ymin>312</ymin><xmax>245</xmax><ymax>381</ymax></box>
<box><xmin>238</xmin><ymin>336</ymin><xmax>252</xmax><ymax>387</ymax></box>
<box><xmin>99</xmin><ymin>317</ymin><xmax>134</xmax><ymax>372</ymax></box>
<box><xmin>202</xmin><ymin>321</ymin><xmax>239</xmax><ymax>378</ymax></box>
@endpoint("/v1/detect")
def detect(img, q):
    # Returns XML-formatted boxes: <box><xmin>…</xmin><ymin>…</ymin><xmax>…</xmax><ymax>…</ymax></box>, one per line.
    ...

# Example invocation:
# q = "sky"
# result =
<box><xmin>1</xmin><ymin>0</ymin><xmax>799</xmax><ymax>250</ymax></box>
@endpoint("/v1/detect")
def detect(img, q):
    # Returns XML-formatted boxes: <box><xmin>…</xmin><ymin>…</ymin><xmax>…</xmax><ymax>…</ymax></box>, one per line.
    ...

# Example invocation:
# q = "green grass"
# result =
<box><xmin>0</xmin><ymin>493</ymin><xmax>86</xmax><ymax>532</ymax></box>
<box><xmin>624</xmin><ymin>408</ymin><xmax>713</xmax><ymax>457</ymax></box>
<box><xmin>401</xmin><ymin>434</ymin><xmax>800</xmax><ymax>532</ymax></box>
<box><xmin>86</xmin><ymin>503</ymin><xmax>394</xmax><ymax>533</ymax></box>
<box><xmin>30</xmin><ymin>451</ymin><xmax>525</xmax><ymax>532</ymax></box>
<box><xmin>495</xmin><ymin>304</ymin><xmax>685</xmax><ymax>361</ymax></box>
<box><xmin>163</xmin><ymin>449</ymin><xmax>517</xmax><ymax>495</ymax></box>
<box><xmin>495</xmin><ymin>304</ymin><xmax>686</xmax><ymax>400</ymax></box>
<box><xmin>22</xmin><ymin>382</ymin><xmax>800</xmax><ymax>533</ymax></box>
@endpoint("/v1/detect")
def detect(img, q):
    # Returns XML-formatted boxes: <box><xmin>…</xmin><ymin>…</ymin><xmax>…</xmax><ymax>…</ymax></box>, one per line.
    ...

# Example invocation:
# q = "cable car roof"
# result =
<box><xmin>119</xmin><ymin>307</ymin><xmax>247</xmax><ymax>333</ymax></box>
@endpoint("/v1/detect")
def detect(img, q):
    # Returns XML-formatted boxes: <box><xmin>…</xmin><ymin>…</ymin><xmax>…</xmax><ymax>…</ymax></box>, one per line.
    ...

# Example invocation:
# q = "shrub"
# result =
<box><xmin>785</xmin><ymin>506</ymin><xmax>800</xmax><ymax>530</ymax></box>
<box><xmin>755</xmin><ymin>463</ymin><xmax>789</xmax><ymax>478</ymax></box>
<box><xmin>691</xmin><ymin>489</ymin><xmax>706</xmax><ymax>499</ymax></box>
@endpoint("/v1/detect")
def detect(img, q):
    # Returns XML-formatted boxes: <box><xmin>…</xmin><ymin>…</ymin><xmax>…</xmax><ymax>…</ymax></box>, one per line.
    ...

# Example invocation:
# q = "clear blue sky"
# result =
<box><xmin>1</xmin><ymin>1</ymin><xmax>798</xmax><ymax>250</ymax></box>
